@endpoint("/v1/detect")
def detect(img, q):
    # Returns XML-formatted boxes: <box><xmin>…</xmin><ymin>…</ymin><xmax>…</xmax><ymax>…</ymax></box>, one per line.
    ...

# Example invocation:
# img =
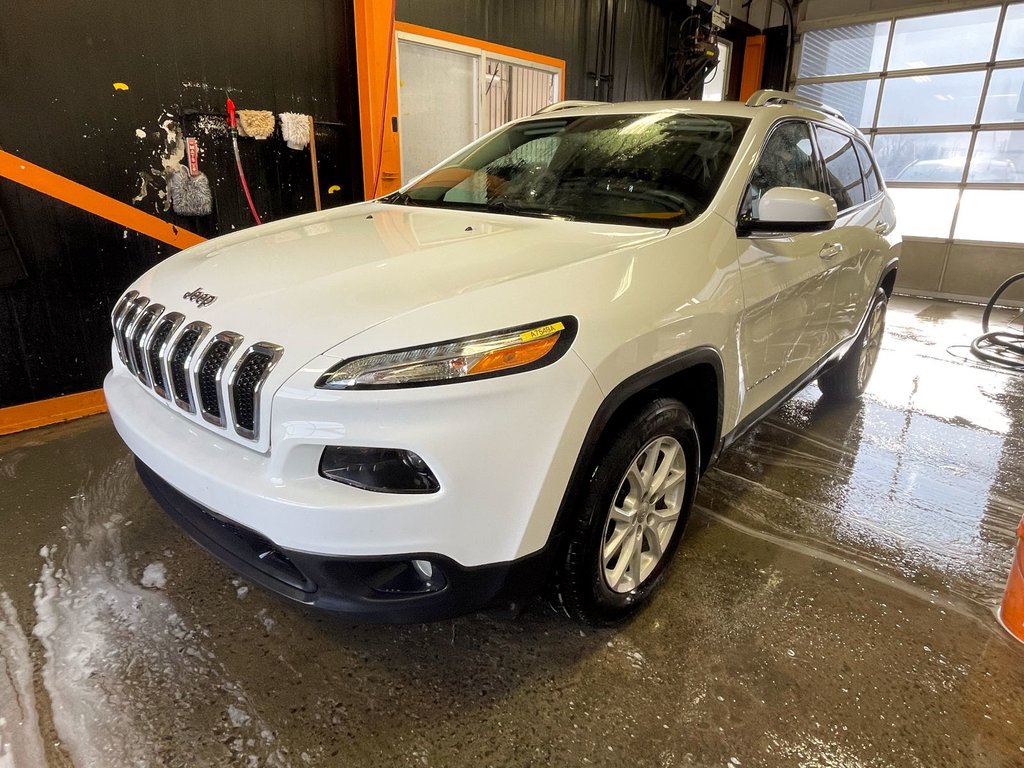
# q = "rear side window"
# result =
<box><xmin>854</xmin><ymin>140</ymin><xmax>881</xmax><ymax>199</ymax></box>
<box><xmin>815</xmin><ymin>126</ymin><xmax>866</xmax><ymax>211</ymax></box>
<box><xmin>742</xmin><ymin>121</ymin><xmax>823</xmax><ymax>219</ymax></box>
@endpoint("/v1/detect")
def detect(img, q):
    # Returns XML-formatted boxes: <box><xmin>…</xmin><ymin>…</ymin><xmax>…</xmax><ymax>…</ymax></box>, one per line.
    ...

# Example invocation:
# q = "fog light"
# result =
<box><xmin>319</xmin><ymin>446</ymin><xmax>440</xmax><ymax>494</ymax></box>
<box><xmin>352</xmin><ymin>558</ymin><xmax>447</xmax><ymax>594</ymax></box>
<box><xmin>411</xmin><ymin>559</ymin><xmax>434</xmax><ymax>580</ymax></box>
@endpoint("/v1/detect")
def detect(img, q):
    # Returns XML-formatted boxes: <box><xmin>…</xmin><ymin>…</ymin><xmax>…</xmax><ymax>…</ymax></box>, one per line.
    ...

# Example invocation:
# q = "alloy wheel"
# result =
<box><xmin>857</xmin><ymin>300</ymin><xmax>886</xmax><ymax>389</ymax></box>
<box><xmin>601</xmin><ymin>436</ymin><xmax>687</xmax><ymax>593</ymax></box>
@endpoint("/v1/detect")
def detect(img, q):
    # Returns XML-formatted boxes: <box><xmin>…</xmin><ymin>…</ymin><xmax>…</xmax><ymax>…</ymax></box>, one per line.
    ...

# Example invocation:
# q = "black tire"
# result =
<box><xmin>555</xmin><ymin>398</ymin><xmax>700</xmax><ymax>626</ymax></box>
<box><xmin>818</xmin><ymin>289</ymin><xmax>888</xmax><ymax>402</ymax></box>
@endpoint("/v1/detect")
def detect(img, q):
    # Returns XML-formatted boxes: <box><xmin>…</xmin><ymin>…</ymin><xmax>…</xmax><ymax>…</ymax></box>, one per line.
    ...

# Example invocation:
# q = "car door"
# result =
<box><xmin>819</xmin><ymin>132</ymin><xmax>894</xmax><ymax>344</ymax></box>
<box><xmin>734</xmin><ymin>119</ymin><xmax>839</xmax><ymax>417</ymax></box>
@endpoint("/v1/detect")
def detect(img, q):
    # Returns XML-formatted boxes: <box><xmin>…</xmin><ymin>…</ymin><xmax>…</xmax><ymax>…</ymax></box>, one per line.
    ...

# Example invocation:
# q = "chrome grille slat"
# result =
<box><xmin>132</xmin><ymin>304</ymin><xmax>164</xmax><ymax>386</ymax></box>
<box><xmin>121</xmin><ymin>297</ymin><xmax>151</xmax><ymax>375</ymax></box>
<box><xmin>110</xmin><ymin>291</ymin><xmax>138</xmax><ymax>365</ymax></box>
<box><xmin>147</xmin><ymin>312</ymin><xmax>184</xmax><ymax>400</ymax></box>
<box><xmin>169</xmin><ymin>322</ymin><xmax>210</xmax><ymax>413</ymax></box>
<box><xmin>228</xmin><ymin>343</ymin><xmax>283</xmax><ymax>440</ymax></box>
<box><xmin>196</xmin><ymin>331</ymin><xmax>243</xmax><ymax>427</ymax></box>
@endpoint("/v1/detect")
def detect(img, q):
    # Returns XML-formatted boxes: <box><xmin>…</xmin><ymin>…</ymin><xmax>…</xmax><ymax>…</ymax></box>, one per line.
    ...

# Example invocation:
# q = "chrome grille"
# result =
<box><xmin>229</xmin><ymin>344</ymin><xmax>283</xmax><ymax>439</ymax></box>
<box><xmin>110</xmin><ymin>293</ymin><xmax>281</xmax><ymax>442</ymax></box>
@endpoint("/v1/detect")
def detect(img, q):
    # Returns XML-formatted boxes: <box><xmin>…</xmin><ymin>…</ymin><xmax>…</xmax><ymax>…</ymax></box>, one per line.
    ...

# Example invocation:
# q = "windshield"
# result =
<box><xmin>387</xmin><ymin>112</ymin><xmax>749</xmax><ymax>228</ymax></box>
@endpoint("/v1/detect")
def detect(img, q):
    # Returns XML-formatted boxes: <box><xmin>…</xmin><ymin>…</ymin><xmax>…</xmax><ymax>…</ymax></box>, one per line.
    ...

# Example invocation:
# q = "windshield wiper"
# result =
<box><xmin>382</xmin><ymin>190</ymin><xmax>424</xmax><ymax>206</ymax></box>
<box><xmin>482</xmin><ymin>200</ymin><xmax>576</xmax><ymax>221</ymax></box>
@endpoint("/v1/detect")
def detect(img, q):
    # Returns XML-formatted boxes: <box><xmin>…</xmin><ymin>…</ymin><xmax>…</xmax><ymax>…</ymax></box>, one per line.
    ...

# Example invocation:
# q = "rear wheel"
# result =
<box><xmin>555</xmin><ymin>398</ymin><xmax>700</xmax><ymax>625</ymax></box>
<box><xmin>818</xmin><ymin>289</ymin><xmax>887</xmax><ymax>402</ymax></box>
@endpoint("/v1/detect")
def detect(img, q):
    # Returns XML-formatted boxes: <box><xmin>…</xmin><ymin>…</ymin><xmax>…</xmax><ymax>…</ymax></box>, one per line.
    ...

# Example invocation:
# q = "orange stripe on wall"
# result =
<box><xmin>0</xmin><ymin>389</ymin><xmax>107</xmax><ymax>436</ymax></box>
<box><xmin>0</xmin><ymin>150</ymin><xmax>205</xmax><ymax>250</ymax></box>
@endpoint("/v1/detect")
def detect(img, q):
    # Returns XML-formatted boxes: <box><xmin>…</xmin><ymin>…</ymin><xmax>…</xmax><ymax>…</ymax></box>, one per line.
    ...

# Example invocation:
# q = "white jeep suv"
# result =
<box><xmin>105</xmin><ymin>90</ymin><xmax>899</xmax><ymax>624</ymax></box>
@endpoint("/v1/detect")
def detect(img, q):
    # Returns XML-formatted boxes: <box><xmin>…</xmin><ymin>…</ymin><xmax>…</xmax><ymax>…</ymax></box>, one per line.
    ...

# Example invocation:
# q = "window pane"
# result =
<box><xmin>854</xmin><ymin>141</ymin><xmax>881</xmax><ymax>198</ymax></box>
<box><xmin>871</xmin><ymin>132</ymin><xmax>972</xmax><ymax>181</ymax></box>
<box><xmin>743</xmin><ymin>122</ymin><xmax>823</xmax><ymax>219</ymax></box>
<box><xmin>798</xmin><ymin>23</ymin><xmax>889</xmax><ymax>77</ymax></box>
<box><xmin>816</xmin><ymin>127</ymin><xmax>866</xmax><ymax>210</ymax></box>
<box><xmin>969</xmin><ymin>131</ymin><xmax>1024</xmax><ymax>182</ymax></box>
<box><xmin>888</xmin><ymin>188</ymin><xmax>958</xmax><ymax>238</ymax></box>
<box><xmin>398</xmin><ymin>41</ymin><xmax>479</xmax><ymax>182</ymax></box>
<box><xmin>981</xmin><ymin>68</ymin><xmax>1024</xmax><ymax>124</ymax></box>
<box><xmin>485</xmin><ymin>61</ymin><xmax>557</xmax><ymax>131</ymax></box>
<box><xmin>997</xmin><ymin>3</ymin><xmax>1024</xmax><ymax>61</ymax></box>
<box><xmin>877</xmin><ymin>71</ymin><xmax>985</xmax><ymax>127</ymax></box>
<box><xmin>406</xmin><ymin>113</ymin><xmax>751</xmax><ymax>228</ymax></box>
<box><xmin>889</xmin><ymin>7</ymin><xmax>999</xmax><ymax>70</ymax></box>
<box><xmin>955</xmin><ymin>190</ymin><xmax>1024</xmax><ymax>242</ymax></box>
<box><xmin>795</xmin><ymin>80</ymin><xmax>879</xmax><ymax>128</ymax></box>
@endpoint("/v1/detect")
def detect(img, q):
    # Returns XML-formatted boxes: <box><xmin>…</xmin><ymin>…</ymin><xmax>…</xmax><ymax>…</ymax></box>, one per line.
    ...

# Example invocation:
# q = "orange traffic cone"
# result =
<box><xmin>999</xmin><ymin>519</ymin><xmax>1024</xmax><ymax>643</ymax></box>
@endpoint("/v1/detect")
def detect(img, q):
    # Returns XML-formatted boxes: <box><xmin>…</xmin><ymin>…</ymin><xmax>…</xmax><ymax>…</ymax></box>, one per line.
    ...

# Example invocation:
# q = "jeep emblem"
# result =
<box><xmin>182</xmin><ymin>287</ymin><xmax>217</xmax><ymax>308</ymax></box>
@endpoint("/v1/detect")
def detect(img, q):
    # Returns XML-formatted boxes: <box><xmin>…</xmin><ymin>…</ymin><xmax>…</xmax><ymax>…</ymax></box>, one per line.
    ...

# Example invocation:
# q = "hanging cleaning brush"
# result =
<box><xmin>169</xmin><ymin>130</ymin><xmax>213</xmax><ymax>217</ymax></box>
<box><xmin>227</xmin><ymin>97</ymin><xmax>262</xmax><ymax>225</ymax></box>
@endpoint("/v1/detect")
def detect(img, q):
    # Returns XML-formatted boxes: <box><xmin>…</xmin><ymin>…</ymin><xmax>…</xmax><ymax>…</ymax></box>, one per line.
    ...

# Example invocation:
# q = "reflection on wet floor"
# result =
<box><xmin>0</xmin><ymin>296</ymin><xmax>1022</xmax><ymax>767</ymax></box>
<box><xmin>698</xmin><ymin>298</ymin><xmax>1024</xmax><ymax>611</ymax></box>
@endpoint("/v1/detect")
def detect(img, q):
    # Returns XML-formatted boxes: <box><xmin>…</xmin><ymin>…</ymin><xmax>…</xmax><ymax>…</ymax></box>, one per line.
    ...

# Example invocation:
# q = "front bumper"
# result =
<box><xmin>136</xmin><ymin>459</ymin><xmax>553</xmax><ymax>622</ymax></box>
<box><xmin>105</xmin><ymin>347</ymin><xmax>602</xmax><ymax>568</ymax></box>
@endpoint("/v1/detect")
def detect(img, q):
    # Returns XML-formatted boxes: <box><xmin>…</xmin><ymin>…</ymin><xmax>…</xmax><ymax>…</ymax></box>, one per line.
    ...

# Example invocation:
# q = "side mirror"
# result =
<box><xmin>740</xmin><ymin>187</ymin><xmax>838</xmax><ymax>234</ymax></box>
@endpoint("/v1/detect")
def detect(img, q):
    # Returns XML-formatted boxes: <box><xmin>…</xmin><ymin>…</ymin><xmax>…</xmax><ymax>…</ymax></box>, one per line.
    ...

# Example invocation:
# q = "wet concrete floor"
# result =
<box><xmin>1</xmin><ymin>296</ymin><xmax>1023</xmax><ymax>767</ymax></box>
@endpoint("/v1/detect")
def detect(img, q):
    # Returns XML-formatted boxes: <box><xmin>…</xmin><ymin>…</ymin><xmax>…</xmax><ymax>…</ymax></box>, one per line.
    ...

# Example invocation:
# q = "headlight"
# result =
<box><xmin>316</xmin><ymin>317</ymin><xmax>577</xmax><ymax>389</ymax></box>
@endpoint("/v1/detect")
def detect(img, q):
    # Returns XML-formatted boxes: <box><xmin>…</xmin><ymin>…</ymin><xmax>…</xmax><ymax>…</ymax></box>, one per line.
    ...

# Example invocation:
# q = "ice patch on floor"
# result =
<box><xmin>31</xmin><ymin>459</ymin><xmax>289</xmax><ymax>767</ymax></box>
<box><xmin>228</xmin><ymin>705</ymin><xmax>252</xmax><ymax>727</ymax></box>
<box><xmin>0</xmin><ymin>592</ymin><xmax>47</xmax><ymax>768</ymax></box>
<box><xmin>141</xmin><ymin>562</ymin><xmax>166</xmax><ymax>589</ymax></box>
<box><xmin>0</xmin><ymin>452</ymin><xmax>26</xmax><ymax>480</ymax></box>
<box><xmin>257</xmin><ymin>609</ymin><xmax>275</xmax><ymax>633</ymax></box>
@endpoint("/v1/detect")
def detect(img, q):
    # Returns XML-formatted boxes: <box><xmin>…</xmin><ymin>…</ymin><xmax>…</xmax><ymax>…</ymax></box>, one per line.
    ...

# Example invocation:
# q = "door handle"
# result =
<box><xmin>819</xmin><ymin>243</ymin><xmax>843</xmax><ymax>260</ymax></box>
<box><xmin>874</xmin><ymin>221</ymin><xmax>890</xmax><ymax>235</ymax></box>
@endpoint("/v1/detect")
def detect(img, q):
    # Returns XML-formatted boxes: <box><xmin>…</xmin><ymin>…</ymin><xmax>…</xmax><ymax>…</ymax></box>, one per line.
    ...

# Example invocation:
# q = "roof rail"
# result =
<box><xmin>534</xmin><ymin>100</ymin><xmax>609</xmax><ymax>115</ymax></box>
<box><xmin>745</xmin><ymin>89</ymin><xmax>845</xmax><ymax>120</ymax></box>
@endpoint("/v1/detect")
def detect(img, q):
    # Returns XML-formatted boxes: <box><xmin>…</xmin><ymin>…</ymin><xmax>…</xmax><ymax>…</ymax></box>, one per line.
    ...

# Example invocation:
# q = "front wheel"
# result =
<box><xmin>555</xmin><ymin>398</ymin><xmax>700</xmax><ymax>625</ymax></box>
<box><xmin>818</xmin><ymin>289</ymin><xmax>888</xmax><ymax>402</ymax></box>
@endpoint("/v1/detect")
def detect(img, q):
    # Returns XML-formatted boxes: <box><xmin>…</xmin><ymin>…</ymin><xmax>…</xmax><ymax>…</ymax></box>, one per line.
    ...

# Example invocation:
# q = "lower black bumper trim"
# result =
<box><xmin>134</xmin><ymin>458</ymin><xmax>555</xmax><ymax>623</ymax></box>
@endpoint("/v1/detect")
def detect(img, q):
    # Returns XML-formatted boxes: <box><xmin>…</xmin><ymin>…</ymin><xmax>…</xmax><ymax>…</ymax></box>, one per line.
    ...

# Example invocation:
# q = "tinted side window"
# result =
<box><xmin>854</xmin><ymin>140</ymin><xmax>881</xmax><ymax>199</ymax></box>
<box><xmin>743</xmin><ymin>121</ymin><xmax>823</xmax><ymax>218</ymax></box>
<box><xmin>815</xmin><ymin>127</ymin><xmax>866</xmax><ymax>211</ymax></box>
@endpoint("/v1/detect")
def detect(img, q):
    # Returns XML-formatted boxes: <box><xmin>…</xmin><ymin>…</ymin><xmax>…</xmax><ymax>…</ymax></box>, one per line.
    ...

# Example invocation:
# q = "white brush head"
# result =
<box><xmin>169</xmin><ymin>165</ymin><xmax>212</xmax><ymax>216</ymax></box>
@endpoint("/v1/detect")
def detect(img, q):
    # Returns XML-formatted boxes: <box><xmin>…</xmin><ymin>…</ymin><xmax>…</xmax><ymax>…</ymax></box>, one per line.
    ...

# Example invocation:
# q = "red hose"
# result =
<box><xmin>227</xmin><ymin>97</ymin><xmax>262</xmax><ymax>226</ymax></box>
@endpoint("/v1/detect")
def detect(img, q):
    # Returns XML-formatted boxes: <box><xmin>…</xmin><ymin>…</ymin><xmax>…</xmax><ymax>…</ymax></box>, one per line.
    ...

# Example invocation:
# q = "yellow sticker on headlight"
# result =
<box><xmin>519</xmin><ymin>321</ymin><xmax>565</xmax><ymax>342</ymax></box>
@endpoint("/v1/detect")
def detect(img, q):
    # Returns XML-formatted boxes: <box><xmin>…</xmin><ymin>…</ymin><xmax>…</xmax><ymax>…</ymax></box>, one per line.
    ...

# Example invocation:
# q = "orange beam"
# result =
<box><xmin>739</xmin><ymin>35</ymin><xmax>766</xmax><ymax>102</ymax></box>
<box><xmin>353</xmin><ymin>0</ymin><xmax>402</xmax><ymax>200</ymax></box>
<box><xmin>0</xmin><ymin>150</ymin><xmax>204</xmax><ymax>250</ymax></box>
<box><xmin>0</xmin><ymin>389</ymin><xmax>106</xmax><ymax>436</ymax></box>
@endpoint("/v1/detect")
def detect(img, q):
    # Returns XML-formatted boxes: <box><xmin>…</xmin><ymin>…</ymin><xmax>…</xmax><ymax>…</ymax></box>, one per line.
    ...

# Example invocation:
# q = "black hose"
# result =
<box><xmin>971</xmin><ymin>273</ymin><xmax>1024</xmax><ymax>370</ymax></box>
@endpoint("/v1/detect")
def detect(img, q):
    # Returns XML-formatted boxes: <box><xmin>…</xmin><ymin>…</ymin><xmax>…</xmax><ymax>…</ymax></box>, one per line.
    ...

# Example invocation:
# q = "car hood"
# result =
<box><xmin>128</xmin><ymin>202</ymin><xmax>667</xmax><ymax>365</ymax></box>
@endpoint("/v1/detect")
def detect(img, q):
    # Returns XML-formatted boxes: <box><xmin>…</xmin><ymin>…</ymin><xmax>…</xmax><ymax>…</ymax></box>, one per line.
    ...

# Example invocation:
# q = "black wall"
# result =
<box><xmin>0</xmin><ymin>0</ymin><xmax>363</xmax><ymax>408</ymax></box>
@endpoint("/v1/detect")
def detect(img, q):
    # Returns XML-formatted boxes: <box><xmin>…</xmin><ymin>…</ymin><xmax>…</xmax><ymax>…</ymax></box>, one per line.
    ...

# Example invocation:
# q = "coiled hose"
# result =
<box><xmin>971</xmin><ymin>272</ymin><xmax>1024</xmax><ymax>370</ymax></box>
